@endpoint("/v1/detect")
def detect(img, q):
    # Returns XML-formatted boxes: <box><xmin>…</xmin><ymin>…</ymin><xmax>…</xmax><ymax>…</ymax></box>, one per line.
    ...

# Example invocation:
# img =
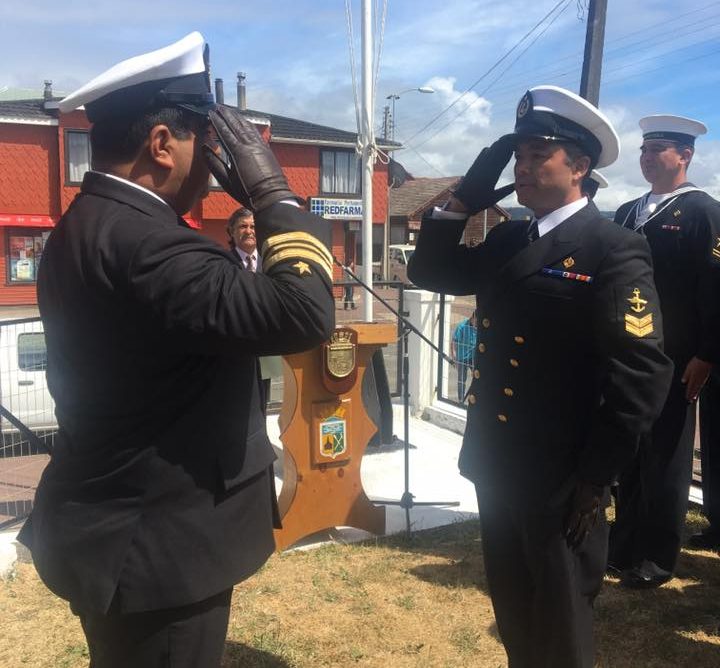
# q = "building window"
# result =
<box><xmin>65</xmin><ymin>130</ymin><xmax>92</xmax><ymax>184</ymax></box>
<box><xmin>7</xmin><ymin>229</ymin><xmax>50</xmax><ymax>283</ymax></box>
<box><xmin>321</xmin><ymin>150</ymin><xmax>360</xmax><ymax>195</ymax></box>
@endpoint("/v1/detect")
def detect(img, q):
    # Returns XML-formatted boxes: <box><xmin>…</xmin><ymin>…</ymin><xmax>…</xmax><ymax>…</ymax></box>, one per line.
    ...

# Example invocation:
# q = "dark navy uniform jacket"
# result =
<box><xmin>19</xmin><ymin>172</ymin><xmax>335</xmax><ymax>614</ymax></box>
<box><xmin>408</xmin><ymin>202</ymin><xmax>673</xmax><ymax>505</ymax></box>
<box><xmin>615</xmin><ymin>189</ymin><xmax>720</xmax><ymax>366</ymax></box>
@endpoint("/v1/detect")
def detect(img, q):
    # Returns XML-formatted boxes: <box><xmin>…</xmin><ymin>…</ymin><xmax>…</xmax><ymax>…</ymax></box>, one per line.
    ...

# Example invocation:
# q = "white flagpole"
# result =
<box><xmin>361</xmin><ymin>0</ymin><xmax>374</xmax><ymax>322</ymax></box>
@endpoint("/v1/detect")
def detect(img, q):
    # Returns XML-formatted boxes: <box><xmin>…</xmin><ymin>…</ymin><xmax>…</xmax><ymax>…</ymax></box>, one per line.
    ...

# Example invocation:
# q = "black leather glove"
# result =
<box><xmin>203</xmin><ymin>105</ymin><xmax>297</xmax><ymax>211</ymax></box>
<box><xmin>452</xmin><ymin>135</ymin><xmax>515</xmax><ymax>215</ymax></box>
<box><xmin>564</xmin><ymin>481</ymin><xmax>604</xmax><ymax>551</ymax></box>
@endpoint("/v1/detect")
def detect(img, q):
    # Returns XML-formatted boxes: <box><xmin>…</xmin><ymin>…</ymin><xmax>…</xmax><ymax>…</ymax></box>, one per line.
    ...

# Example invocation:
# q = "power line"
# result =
<box><xmin>401</xmin><ymin>0</ymin><xmax>571</xmax><ymax>147</ymax></box>
<box><xmin>409</xmin><ymin>0</ymin><xmax>572</xmax><ymax>152</ymax></box>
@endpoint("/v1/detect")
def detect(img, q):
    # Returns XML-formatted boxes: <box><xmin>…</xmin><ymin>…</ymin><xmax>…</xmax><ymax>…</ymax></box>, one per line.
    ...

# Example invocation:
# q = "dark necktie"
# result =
<box><xmin>246</xmin><ymin>254</ymin><xmax>255</xmax><ymax>272</ymax></box>
<box><xmin>527</xmin><ymin>219</ymin><xmax>539</xmax><ymax>243</ymax></box>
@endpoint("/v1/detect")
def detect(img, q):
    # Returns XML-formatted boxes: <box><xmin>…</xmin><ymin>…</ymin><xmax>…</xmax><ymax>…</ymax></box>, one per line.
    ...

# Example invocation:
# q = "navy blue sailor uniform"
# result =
<box><xmin>19</xmin><ymin>171</ymin><xmax>335</xmax><ymax>616</ymax></box>
<box><xmin>610</xmin><ymin>187</ymin><xmax>720</xmax><ymax>572</ymax></box>
<box><xmin>408</xmin><ymin>201</ymin><xmax>672</xmax><ymax>667</ymax></box>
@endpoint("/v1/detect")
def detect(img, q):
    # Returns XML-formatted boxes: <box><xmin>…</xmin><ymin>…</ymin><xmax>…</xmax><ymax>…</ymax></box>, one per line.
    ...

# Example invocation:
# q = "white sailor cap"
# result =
<box><xmin>58</xmin><ymin>32</ymin><xmax>215</xmax><ymax>123</ymax></box>
<box><xmin>639</xmin><ymin>114</ymin><xmax>707</xmax><ymax>146</ymax></box>
<box><xmin>504</xmin><ymin>85</ymin><xmax>620</xmax><ymax>168</ymax></box>
<box><xmin>589</xmin><ymin>169</ymin><xmax>608</xmax><ymax>188</ymax></box>
<box><xmin>582</xmin><ymin>169</ymin><xmax>608</xmax><ymax>198</ymax></box>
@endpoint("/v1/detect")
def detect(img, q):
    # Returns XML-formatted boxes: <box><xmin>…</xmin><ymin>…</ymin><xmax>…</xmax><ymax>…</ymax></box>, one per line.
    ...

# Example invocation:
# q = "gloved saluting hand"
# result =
<box><xmin>452</xmin><ymin>135</ymin><xmax>515</xmax><ymax>215</ymax></box>
<box><xmin>203</xmin><ymin>105</ymin><xmax>297</xmax><ymax>211</ymax></box>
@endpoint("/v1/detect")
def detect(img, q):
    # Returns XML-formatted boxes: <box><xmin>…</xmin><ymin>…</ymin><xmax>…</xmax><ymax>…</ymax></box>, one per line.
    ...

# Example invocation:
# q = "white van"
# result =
<box><xmin>388</xmin><ymin>244</ymin><xmax>415</xmax><ymax>284</ymax></box>
<box><xmin>0</xmin><ymin>319</ymin><xmax>55</xmax><ymax>436</ymax></box>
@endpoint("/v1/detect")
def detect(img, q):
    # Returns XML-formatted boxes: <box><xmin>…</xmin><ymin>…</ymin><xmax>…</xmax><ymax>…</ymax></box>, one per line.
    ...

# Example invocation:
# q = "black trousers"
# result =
<box><xmin>74</xmin><ymin>588</ymin><xmax>233</xmax><ymax>668</ymax></box>
<box><xmin>609</xmin><ymin>373</ymin><xmax>696</xmax><ymax>572</ymax></box>
<box><xmin>700</xmin><ymin>369</ymin><xmax>720</xmax><ymax>531</ymax></box>
<box><xmin>476</xmin><ymin>488</ymin><xmax>608</xmax><ymax>668</ymax></box>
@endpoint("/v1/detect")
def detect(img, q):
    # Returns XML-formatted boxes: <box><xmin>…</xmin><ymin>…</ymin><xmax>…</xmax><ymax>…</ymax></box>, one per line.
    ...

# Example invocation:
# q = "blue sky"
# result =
<box><xmin>3</xmin><ymin>0</ymin><xmax>720</xmax><ymax>210</ymax></box>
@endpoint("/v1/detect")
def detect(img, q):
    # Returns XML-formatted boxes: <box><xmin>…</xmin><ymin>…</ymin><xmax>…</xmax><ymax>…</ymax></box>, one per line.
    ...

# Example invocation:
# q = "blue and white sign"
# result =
<box><xmin>309</xmin><ymin>197</ymin><xmax>363</xmax><ymax>220</ymax></box>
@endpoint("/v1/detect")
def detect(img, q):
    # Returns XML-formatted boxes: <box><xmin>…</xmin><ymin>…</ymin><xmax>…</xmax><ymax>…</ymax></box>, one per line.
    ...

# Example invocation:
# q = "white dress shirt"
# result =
<box><xmin>234</xmin><ymin>247</ymin><xmax>261</xmax><ymax>272</ymax></box>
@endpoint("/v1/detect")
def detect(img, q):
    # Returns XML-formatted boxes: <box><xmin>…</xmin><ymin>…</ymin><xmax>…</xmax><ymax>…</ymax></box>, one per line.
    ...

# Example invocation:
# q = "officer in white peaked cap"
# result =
<box><xmin>611</xmin><ymin>113</ymin><xmax>720</xmax><ymax>588</ymax></box>
<box><xmin>19</xmin><ymin>32</ymin><xmax>335</xmax><ymax>668</ymax></box>
<box><xmin>408</xmin><ymin>85</ymin><xmax>672</xmax><ymax>667</ymax></box>
<box><xmin>583</xmin><ymin>169</ymin><xmax>608</xmax><ymax>200</ymax></box>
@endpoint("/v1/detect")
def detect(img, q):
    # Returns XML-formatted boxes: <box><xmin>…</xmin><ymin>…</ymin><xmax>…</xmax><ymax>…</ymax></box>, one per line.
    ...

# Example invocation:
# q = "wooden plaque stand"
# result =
<box><xmin>273</xmin><ymin>322</ymin><xmax>394</xmax><ymax>551</ymax></box>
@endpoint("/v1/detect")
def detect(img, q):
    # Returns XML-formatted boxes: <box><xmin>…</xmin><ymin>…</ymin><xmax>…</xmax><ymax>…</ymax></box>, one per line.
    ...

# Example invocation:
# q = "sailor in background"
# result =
<box><xmin>19</xmin><ymin>32</ymin><xmax>334</xmax><ymax>667</ymax></box>
<box><xmin>610</xmin><ymin>115</ymin><xmax>720</xmax><ymax>587</ymax></box>
<box><xmin>409</xmin><ymin>85</ymin><xmax>672</xmax><ymax>668</ymax></box>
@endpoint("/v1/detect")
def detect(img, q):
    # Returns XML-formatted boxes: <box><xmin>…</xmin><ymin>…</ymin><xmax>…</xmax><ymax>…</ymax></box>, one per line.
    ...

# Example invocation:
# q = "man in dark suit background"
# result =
<box><xmin>610</xmin><ymin>115</ymin><xmax>720</xmax><ymax>586</ymax></box>
<box><xmin>227</xmin><ymin>206</ymin><xmax>259</xmax><ymax>270</ymax></box>
<box><xmin>408</xmin><ymin>86</ymin><xmax>673</xmax><ymax>668</ymax></box>
<box><xmin>18</xmin><ymin>32</ymin><xmax>335</xmax><ymax>667</ymax></box>
<box><xmin>226</xmin><ymin>206</ymin><xmax>281</xmax><ymax>412</ymax></box>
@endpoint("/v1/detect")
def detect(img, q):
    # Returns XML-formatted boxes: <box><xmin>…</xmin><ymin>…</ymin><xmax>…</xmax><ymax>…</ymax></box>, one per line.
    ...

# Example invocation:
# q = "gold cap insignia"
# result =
<box><xmin>562</xmin><ymin>256</ymin><xmax>575</xmax><ymax>269</ymax></box>
<box><xmin>293</xmin><ymin>261</ymin><xmax>312</xmax><ymax>275</ymax></box>
<box><xmin>517</xmin><ymin>91</ymin><xmax>531</xmax><ymax>119</ymax></box>
<box><xmin>627</xmin><ymin>288</ymin><xmax>648</xmax><ymax>313</ymax></box>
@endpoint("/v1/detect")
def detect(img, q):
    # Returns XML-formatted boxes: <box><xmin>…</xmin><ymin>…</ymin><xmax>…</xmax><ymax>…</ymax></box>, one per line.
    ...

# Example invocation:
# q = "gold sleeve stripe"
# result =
<box><xmin>262</xmin><ymin>231</ymin><xmax>333</xmax><ymax>266</ymax></box>
<box><xmin>265</xmin><ymin>239</ymin><xmax>335</xmax><ymax>270</ymax></box>
<box><xmin>263</xmin><ymin>248</ymin><xmax>333</xmax><ymax>281</ymax></box>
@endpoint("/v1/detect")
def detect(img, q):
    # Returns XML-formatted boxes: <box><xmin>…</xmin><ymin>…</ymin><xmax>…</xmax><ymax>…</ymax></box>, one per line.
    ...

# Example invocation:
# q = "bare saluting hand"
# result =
<box><xmin>681</xmin><ymin>356</ymin><xmax>712</xmax><ymax>402</ymax></box>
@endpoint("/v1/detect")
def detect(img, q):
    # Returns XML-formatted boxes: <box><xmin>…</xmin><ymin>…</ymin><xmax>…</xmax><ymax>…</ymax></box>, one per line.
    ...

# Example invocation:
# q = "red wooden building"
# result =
<box><xmin>0</xmin><ymin>93</ymin><xmax>395</xmax><ymax>306</ymax></box>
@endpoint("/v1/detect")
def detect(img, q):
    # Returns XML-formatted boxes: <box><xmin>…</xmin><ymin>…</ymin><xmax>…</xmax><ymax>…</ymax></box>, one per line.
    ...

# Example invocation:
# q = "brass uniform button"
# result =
<box><xmin>498</xmin><ymin>414</ymin><xmax>508</xmax><ymax>422</ymax></box>
<box><xmin>473</xmin><ymin>369</ymin><xmax>480</xmax><ymax>379</ymax></box>
<box><xmin>504</xmin><ymin>388</ymin><xmax>514</xmax><ymax>397</ymax></box>
<box><xmin>482</xmin><ymin>318</ymin><xmax>491</xmax><ymax>328</ymax></box>
<box><xmin>468</xmin><ymin>394</ymin><xmax>476</xmax><ymax>405</ymax></box>
<box><xmin>510</xmin><ymin>358</ymin><xmax>519</xmax><ymax>368</ymax></box>
<box><xmin>478</xmin><ymin>343</ymin><xmax>486</xmax><ymax>353</ymax></box>
<box><xmin>514</xmin><ymin>336</ymin><xmax>525</xmax><ymax>344</ymax></box>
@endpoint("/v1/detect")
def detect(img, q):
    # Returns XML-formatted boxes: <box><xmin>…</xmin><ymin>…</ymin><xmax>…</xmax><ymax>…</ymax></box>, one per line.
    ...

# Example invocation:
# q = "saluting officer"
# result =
<box><xmin>18</xmin><ymin>33</ymin><xmax>335</xmax><ymax>667</ymax></box>
<box><xmin>408</xmin><ymin>86</ymin><xmax>673</xmax><ymax>668</ymax></box>
<box><xmin>610</xmin><ymin>115</ymin><xmax>720</xmax><ymax>587</ymax></box>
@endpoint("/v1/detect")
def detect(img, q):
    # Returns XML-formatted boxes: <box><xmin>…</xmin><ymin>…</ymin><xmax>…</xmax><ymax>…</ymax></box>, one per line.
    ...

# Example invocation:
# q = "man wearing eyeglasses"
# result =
<box><xmin>610</xmin><ymin>115</ymin><xmax>720</xmax><ymax>588</ymax></box>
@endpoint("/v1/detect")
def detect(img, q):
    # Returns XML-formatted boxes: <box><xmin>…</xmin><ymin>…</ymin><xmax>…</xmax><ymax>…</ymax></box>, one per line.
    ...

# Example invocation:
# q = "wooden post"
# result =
<box><xmin>273</xmin><ymin>322</ymin><xmax>393</xmax><ymax>550</ymax></box>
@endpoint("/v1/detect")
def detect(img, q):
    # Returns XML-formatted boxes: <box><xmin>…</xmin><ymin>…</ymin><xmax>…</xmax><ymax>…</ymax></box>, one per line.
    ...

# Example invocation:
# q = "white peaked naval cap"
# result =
<box><xmin>589</xmin><ymin>170</ymin><xmax>608</xmax><ymax>189</ymax></box>
<box><xmin>506</xmin><ymin>85</ymin><xmax>620</xmax><ymax>168</ymax></box>
<box><xmin>58</xmin><ymin>32</ymin><xmax>215</xmax><ymax>122</ymax></box>
<box><xmin>639</xmin><ymin>115</ymin><xmax>708</xmax><ymax>146</ymax></box>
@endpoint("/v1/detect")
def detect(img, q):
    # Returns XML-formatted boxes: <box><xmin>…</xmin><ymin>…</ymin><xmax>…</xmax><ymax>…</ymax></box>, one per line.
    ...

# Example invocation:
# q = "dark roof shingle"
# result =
<box><xmin>389</xmin><ymin>177</ymin><xmax>460</xmax><ymax>217</ymax></box>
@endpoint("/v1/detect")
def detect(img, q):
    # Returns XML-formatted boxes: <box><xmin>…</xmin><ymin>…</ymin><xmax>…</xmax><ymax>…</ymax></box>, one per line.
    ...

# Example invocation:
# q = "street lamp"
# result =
<box><xmin>385</xmin><ymin>86</ymin><xmax>434</xmax><ymax>141</ymax></box>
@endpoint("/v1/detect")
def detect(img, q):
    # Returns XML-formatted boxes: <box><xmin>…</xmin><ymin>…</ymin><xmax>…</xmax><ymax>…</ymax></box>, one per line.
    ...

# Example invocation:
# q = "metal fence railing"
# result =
<box><xmin>436</xmin><ymin>293</ymin><xmax>477</xmax><ymax>408</ymax></box>
<box><xmin>0</xmin><ymin>317</ymin><xmax>54</xmax><ymax>530</ymax></box>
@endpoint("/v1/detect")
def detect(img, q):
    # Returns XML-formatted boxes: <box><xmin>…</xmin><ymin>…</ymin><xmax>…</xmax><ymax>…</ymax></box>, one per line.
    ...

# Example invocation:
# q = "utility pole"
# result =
<box><xmin>382</xmin><ymin>105</ymin><xmax>392</xmax><ymax>141</ymax></box>
<box><xmin>579</xmin><ymin>0</ymin><xmax>607</xmax><ymax>105</ymax></box>
<box><xmin>361</xmin><ymin>0</ymin><xmax>374</xmax><ymax>321</ymax></box>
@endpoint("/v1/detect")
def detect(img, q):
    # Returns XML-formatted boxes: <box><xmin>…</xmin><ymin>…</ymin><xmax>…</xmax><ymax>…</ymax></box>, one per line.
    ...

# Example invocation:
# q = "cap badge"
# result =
<box><xmin>562</xmin><ymin>256</ymin><xmax>575</xmax><ymax>269</ymax></box>
<box><xmin>517</xmin><ymin>92</ymin><xmax>532</xmax><ymax>119</ymax></box>
<box><xmin>673</xmin><ymin>209</ymin><xmax>681</xmax><ymax>217</ymax></box>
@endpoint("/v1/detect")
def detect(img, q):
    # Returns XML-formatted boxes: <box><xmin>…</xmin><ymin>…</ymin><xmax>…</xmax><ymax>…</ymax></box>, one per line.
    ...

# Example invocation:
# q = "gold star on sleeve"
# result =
<box><xmin>293</xmin><ymin>261</ymin><xmax>312</xmax><ymax>275</ymax></box>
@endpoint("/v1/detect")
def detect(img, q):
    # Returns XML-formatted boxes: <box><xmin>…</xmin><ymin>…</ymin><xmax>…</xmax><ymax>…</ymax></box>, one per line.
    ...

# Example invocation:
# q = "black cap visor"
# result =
<box><xmin>507</xmin><ymin>110</ymin><xmax>602</xmax><ymax>166</ymax></box>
